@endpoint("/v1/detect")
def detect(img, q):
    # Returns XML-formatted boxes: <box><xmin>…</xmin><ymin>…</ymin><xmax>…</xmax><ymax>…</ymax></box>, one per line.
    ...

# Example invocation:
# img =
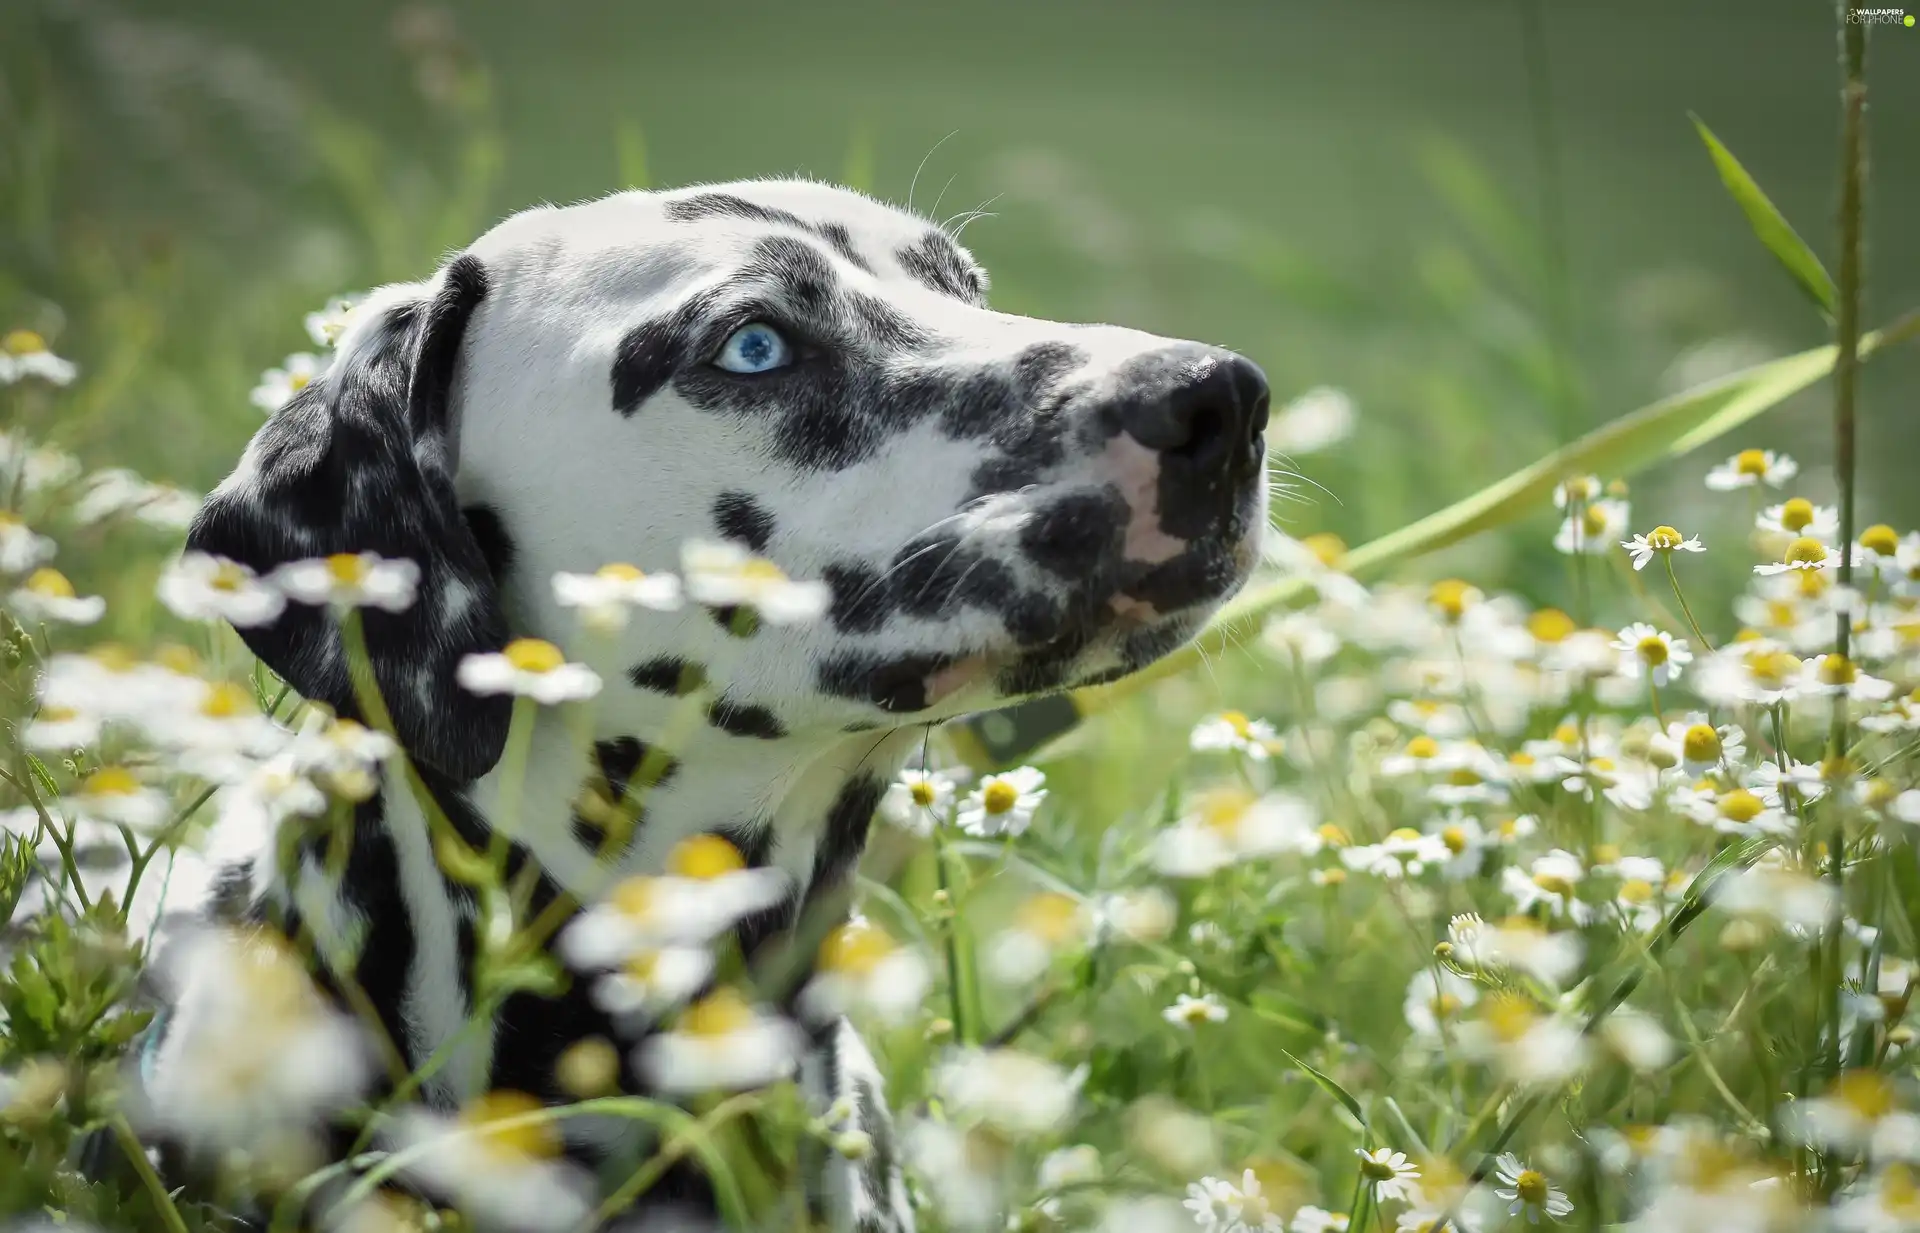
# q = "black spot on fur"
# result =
<box><xmin>709</xmin><ymin>699</ymin><xmax>787</xmax><ymax>740</ymax></box>
<box><xmin>627</xmin><ymin>656</ymin><xmax>708</xmax><ymax>696</ymax></box>
<box><xmin>815</xmin><ymin>222</ymin><xmax>873</xmax><ymax>273</ymax></box>
<box><xmin>896</xmin><ymin>232</ymin><xmax>985</xmax><ymax>304</ymax></box>
<box><xmin>824</xmin><ymin>561</ymin><xmax>892</xmax><ymax>634</ymax></box>
<box><xmin>713</xmin><ymin>491</ymin><xmax>777</xmax><ymax>553</ymax></box>
<box><xmin>817</xmin><ymin>651</ymin><xmax>958</xmax><ymax>714</ymax></box>
<box><xmin>663</xmin><ymin>192</ymin><xmax>810</xmax><ymax>229</ymax></box>
<box><xmin>807</xmin><ymin>775</ymin><xmax>885</xmax><ymax>901</ymax></box>
<box><xmin>572</xmin><ymin>736</ymin><xmax>678</xmax><ymax>852</ymax></box>
<box><xmin>739</xmin><ymin>235</ymin><xmax>836</xmax><ymax>315</ymax></box>
<box><xmin>1020</xmin><ymin>489</ymin><xmax>1127</xmax><ymax>578</ymax></box>
<box><xmin>460</xmin><ymin>503</ymin><xmax>515</xmax><ymax>584</ymax></box>
<box><xmin>409</xmin><ymin>255</ymin><xmax>489</xmax><ymax>440</ymax></box>
<box><xmin>611</xmin><ymin>305</ymin><xmax>698</xmax><ymax>416</ymax></box>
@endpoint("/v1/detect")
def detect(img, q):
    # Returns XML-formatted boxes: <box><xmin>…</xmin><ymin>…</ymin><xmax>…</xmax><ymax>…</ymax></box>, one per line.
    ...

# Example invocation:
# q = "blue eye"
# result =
<box><xmin>712</xmin><ymin>322</ymin><xmax>793</xmax><ymax>374</ymax></box>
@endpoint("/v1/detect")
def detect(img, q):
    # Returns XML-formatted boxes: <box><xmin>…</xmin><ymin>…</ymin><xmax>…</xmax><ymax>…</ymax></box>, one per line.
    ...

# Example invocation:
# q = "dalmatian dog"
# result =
<box><xmin>172</xmin><ymin>179</ymin><xmax>1271</xmax><ymax>1229</ymax></box>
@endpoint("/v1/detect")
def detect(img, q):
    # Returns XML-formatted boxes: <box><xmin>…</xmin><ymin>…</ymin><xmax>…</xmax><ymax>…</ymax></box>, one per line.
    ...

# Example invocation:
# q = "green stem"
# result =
<box><xmin>114</xmin><ymin>1115</ymin><xmax>192</xmax><ymax>1233</ymax></box>
<box><xmin>1662</xmin><ymin>554</ymin><xmax>1715</xmax><ymax>653</ymax></box>
<box><xmin>1821</xmin><ymin>6</ymin><xmax>1867</xmax><ymax>1191</ymax></box>
<box><xmin>932</xmin><ymin>827</ymin><xmax>971</xmax><ymax>1044</ymax></box>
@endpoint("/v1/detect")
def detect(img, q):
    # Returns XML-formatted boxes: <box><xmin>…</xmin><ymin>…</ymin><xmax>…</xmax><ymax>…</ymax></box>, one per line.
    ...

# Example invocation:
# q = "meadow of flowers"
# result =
<box><xmin>4</xmin><ymin>13</ymin><xmax>1919</xmax><ymax>1233</ymax></box>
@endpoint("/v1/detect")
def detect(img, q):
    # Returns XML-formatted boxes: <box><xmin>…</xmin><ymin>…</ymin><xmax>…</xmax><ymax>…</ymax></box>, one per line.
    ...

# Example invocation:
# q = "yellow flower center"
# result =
<box><xmin>1764</xmin><ymin>600</ymin><xmax>1797</xmax><ymax>629</ymax></box>
<box><xmin>1316</xmin><ymin>867</ymin><xmax>1348</xmax><ymax>885</ymax></box>
<box><xmin>1301</xmin><ymin>532</ymin><xmax>1347</xmax><ymax>568</ymax></box>
<box><xmin>608</xmin><ymin>876</ymin><xmax>659</xmax><ymax>919</ymax></box>
<box><xmin>1441</xmin><ymin>825</ymin><xmax>1469</xmax><ymax>854</ymax></box>
<box><xmin>1175</xmin><ymin>999</ymin><xmax>1218</xmax><ymax>1026</ymax></box>
<box><xmin>1508</xmin><ymin>751</ymin><xmax>1536</xmax><ymax>768</ymax></box>
<box><xmin>460</xmin><ymin>1090</ymin><xmax>561</xmax><ymax>1160</ymax></box>
<box><xmin>818</xmin><ymin>921</ymin><xmax>896</xmax><ymax>975</ymax></box>
<box><xmin>1579</xmin><ymin>505</ymin><xmax>1608</xmax><ymax>536</ymax></box>
<box><xmin>288</xmin><ymin>371</ymin><xmax>313</xmax><ymax>392</ymax></box>
<box><xmin>1783</xmin><ymin>536</ymin><xmax>1828</xmax><ymax>566</ymax></box>
<box><xmin>1484</xmin><ymin>992</ymin><xmax>1538</xmax><ymax>1043</ymax></box>
<box><xmin>1636</xmin><ymin>635</ymin><xmax>1669</xmax><ymax>666</ymax></box>
<box><xmin>1681</xmin><ymin>724</ymin><xmax>1721</xmax><ymax>762</ymax></box>
<box><xmin>1016</xmin><ymin>891</ymin><xmax>1083</xmax><ymax>943</ymax></box>
<box><xmin>502</xmin><ymin>637</ymin><xmax>566</xmax><ymax>674</ymax></box>
<box><xmin>1560</xmin><ymin>476</ymin><xmax>1600</xmax><ymax>503</ymax></box>
<box><xmin>200</xmin><ymin>682</ymin><xmax>254</xmax><ymax>718</ymax></box>
<box><xmin>325</xmin><ymin>552</ymin><xmax>369</xmax><ymax>586</ymax></box>
<box><xmin>1194</xmin><ymin>787</ymin><xmax>1256</xmax><ymax>837</ymax></box>
<box><xmin>1735</xmin><ymin>449</ymin><xmax>1769</xmax><ymax>477</ymax></box>
<box><xmin>153</xmin><ymin>644</ymin><xmax>201</xmax><ymax>674</ymax></box>
<box><xmin>88</xmin><ymin>643</ymin><xmax>140</xmax><ymax>672</ymax></box>
<box><xmin>1358</xmin><ymin>1154</ymin><xmax>1399</xmax><ymax>1182</ymax></box>
<box><xmin>1861</xmin><ymin>524</ymin><xmax>1900</xmax><ymax>557</ymax></box>
<box><xmin>598</xmin><ymin>562</ymin><xmax>646</xmax><ymax>581</ymax></box>
<box><xmin>1819</xmin><ymin>655</ymin><xmax>1858</xmax><ymax>686</ymax></box>
<box><xmin>1388</xmin><ymin>826</ymin><xmax>1423</xmax><ymax>843</ymax></box>
<box><xmin>1429</xmin><ymin>579</ymin><xmax>1476</xmax><ymax>621</ymax></box>
<box><xmin>23</xmin><ymin>568</ymin><xmax>75</xmax><ymax>598</ymax></box>
<box><xmin>3</xmin><ymin>329</ymin><xmax>48</xmax><ymax>355</ymax></box>
<box><xmin>1317</xmin><ymin>822</ymin><xmax>1351</xmax><ymax>848</ymax></box>
<box><xmin>1620</xmin><ymin>879</ymin><xmax>1654</xmax><ymax>904</ymax></box>
<box><xmin>1883</xmin><ymin>1165</ymin><xmax>1920</xmax><ymax>1216</ymax></box>
<box><xmin>1833</xmin><ymin>1069</ymin><xmax>1894</xmax><ymax>1120</ymax></box>
<box><xmin>210</xmin><ymin>561</ymin><xmax>250</xmax><ymax>592</ymax></box>
<box><xmin>667</xmin><ymin>833</ymin><xmax>747</xmax><ymax>880</ymax></box>
<box><xmin>908</xmin><ymin>779</ymin><xmax>938</xmax><ymax>807</ymax></box>
<box><xmin>1405</xmin><ymin>735</ymin><xmax>1440</xmax><ymax>760</ymax></box>
<box><xmin>1745</xmin><ymin>649</ymin><xmax>1797</xmax><ymax>688</ymax></box>
<box><xmin>1646</xmin><ymin>525</ymin><xmax>1684</xmax><ymax>550</ymax></box>
<box><xmin>981</xmin><ymin>779</ymin><xmax>1020</xmax><ymax>815</ymax></box>
<box><xmin>737</xmin><ymin>557</ymin><xmax>788</xmax><ymax>583</ymax></box>
<box><xmin>1532</xmin><ymin>872</ymin><xmax>1575</xmax><ymax>898</ymax></box>
<box><xmin>1796</xmin><ymin>568</ymin><xmax>1830</xmax><ymax>598</ymax></box>
<box><xmin>1717</xmin><ymin>789</ymin><xmax>1764</xmax><ymax>824</ymax></box>
<box><xmin>1217</xmin><ymin>710</ymin><xmax>1252</xmax><ymax>739</ymax></box>
<box><xmin>679</xmin><ymin>988</ymin><xmax>754</xmax><ymax>1037</ymax></box>
<box><xmin>1430</xmin><ymin>993</ymin><xmax>1462</xmax><ymax>1019</ymax></box>
<box><xmin>81</xmin><ymin>766</ymin><xmax>141</xmax><ymax>797</ymax></box>
<box><xmin>1514</xmin><ymin>1170</ymin><xmax>1549</xmax><ymax>1206</ymax></box>
<box><xmin>1528</xmin><ymin>608</ymin><xmax>1575</xmax><ymax>643</ymax></box>
<box><xmin>1593</xmin><ymin>843</ymin><xmax>1621</xmax><ymax>864</ymax></box>
<box><xmin>1445</xmin><ymin>767</ymin><xmax>1483</xmax><ymax>787</ymax></box>
<box><xmin>1777</xmin><ymin>498</ymin><xmax>1815</xmax><ymax>532</ymax></box>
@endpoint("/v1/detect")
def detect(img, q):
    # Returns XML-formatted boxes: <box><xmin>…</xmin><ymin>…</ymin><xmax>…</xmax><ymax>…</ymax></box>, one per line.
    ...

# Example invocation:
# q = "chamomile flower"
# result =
<box><xmin>1754</xmin><ymin>536</ymin><xmax>1845</xmax><ymax>576</ymax></box>
<box><xmin>955</xmin><ymin>765</ymin><xmax>1047</xmax><ymax>837</ymax></box>
<box><xmin>800</xmin><ymin>916</ymin><xmax>931</xmax><ymax>1024</ymax></box>
<box><xmin>68</xmin><ymin>765</ymin><xmax>172</xmax><ymax>832</ymax></box>
<box><xmin>1190</xmin><ymin>710</ymin><xmax>1284</xmax><ymax>759</ymax></box>
<box><xmin>1835</xmin><ymin>1164</ymin><xmax>1920</xmax><ymax>1232</ymax></box>
<box><xmin>1684</xmin><ymin>786</ymin><xmax>1792</xmax><ymax>837</ymax></box>
<box><xmin>1695</xmin><ymin>642</ymin><xmax>1803</xmax><ymax>707</ymax></box>
<box><xmin>274</xmin><ymin>552</ymin><xmax>419</xmax><ymax>612</ymax></box>
<box><xmin>934</xmin><ymin>1047</ymin><xmax>1081</xmax><ymax>1136</ymax></box>
<box><xmin>1802</xmin><ymin>653</ymin><xmax>1896</xmax><ymax>703</ymax></box>
<box><xmin>986</xmin><ymin>891</ymin><xmax>1090</xmax><ymax>985</ymax></box>
<box><xmin>878</xmin><ymin>767</ymin><xmax>956</xmax><ymax>836</ymax></box>
<box><xmin>156</xmin><ymin>553</ymin><xmax>288</xmax><ymax>627</ymax></box>
<box><xmin>583</xmin><ymin>945</ymin><xmax>712</xmax><ymax>1026</ymax></box>
<box><xmin>21</xmin><ymin>704</ymin><xmax>101</xmax><ymax>752</ymax></box>
<box><xmin>0</xmin><ymin>512</ymin><xmax>57</xmax><ymax>573</ymax></box>
<box><xmin>0</xmin><ymin>436</ymin><xmax>80</xmax><ymax>491</ymax></box>
<box><xmin>1553</xmin><ymin>497</ymin><xmax>1632</xmax><ymax>556</ymax></box>
<box><xmin>387</xmin><ymin>1091</ymin><xmax>595</xmax><ymax>1232</ymax></box>
<box><xmin>1493</xmin><ymin>1154</ymin><xmax>1574</xmax><ymax>1223</ymax></box>
<box><xmin>636</xmin><ymin>987</ymin><xmax>804</xmax><ymax>1095</ymax></box>
<box><xmin>0</xmin><ymin>329</ymin><xmax>77</xmax><ymax>385</ymax></box>
<box><xmin>1552</xmin><ymin>475</ymin><xmax>1605</xmax><ymax>509</ymax></box>
<box><xmin>1611</xmin><ymin>623</ymin><xmax>1691</xmax><ymax>685</ymax></box>
<box><xmin>1403</xmin><ymin>967</ymin><xmax>1479</xmax><ymax>1039</ymax></box>
<box><xmin>303</xmin><ymin>293</ymin><xmax>365</xmax><ymax>348</ymax></box>
<box><xmin>1716</xmin><ymin>864</ymin><xmax>1839</xmax><ymax>930</ymax></box>
<box><xmin>1502</xmin><ymin>849</ymin><xmax>1591</xmax><ymax>923</ymax></box>
<box><xmin>7</xmin><ymin>568</ymin><xmax>105</xmax><ymax>624</ymax></box>
<box><xmin>1267</xmin><ymin>385</ymin><xmax>1356</xmax><ymax>455</ymax></box>
<box><xmin>1706</xmin><ymin>448</ymin><xmax>1797</xmax><ymax>490</ymax></box>
<box><xmin>559</xmin><ymin>833</ymin><xmax>789</xmax><ymax>961</ymax></box>
<box><xmin>1621</xmin><ymin>524</ymin><xmax>1704</xmax><ymax>571</ymax></box>
<box><xmin>456</xmin><ymin>638</ymin><xmax>602</xmax><ymax>703</ymax></box>
<box><xmin>136</xmin><ymin>927</ymin><xmax>374</xmax><ymax>1168</ymax></box>
<box><xmin>680</xmin><ymin>539</ymin><xmax>829</xmax><ymax>623</ymax></box>
<box><xmin>249</xmin><ymin>352</ymin><xmax>329</xmax><ymax>413</ymax></box>
<box><xmin>1353</xmin><ymin>1148</ymin><xmax>1422</xmax><ymax>1205</ymax></box>
<box><xmin>1663</xmin><ymin>717</ymin><xmax>1745</xmax><ymax>775</ymax></box>
<box><xmin>1152</xmin><ymin>787</ymin><xmax>1319</xmax><ymax>877</ymax></box>
<box><xmin>1163</xmin><ymin>992</ymin><xmax>1229</xmax><ymax>1030</ymax></box>
<box><xmin>1462</xmin><ymin>993</ymin><xmax>1590</xmax><ymax>1084</ymax></box>
<box><xmin>1758</xmin><ymin>497</ymin><xmax>1840</xmax><ymax>541</ymax></box>
<box><xmin>550</xmin><ymin>563</ymin><xmax>683</xmax><ymax>630</ymax></box>
<box><xmin>1296</xmin><ymin>1207</ymin><xmax>1352</xmax><ymax>1233</ymax></box>
<box><xmin>1184</xmin><ymin>1169</ymin><xmax>1288</xmax><ymax>1232</ymax></box>
<box><xmin>1781</xmin><ymin>1070</ymin><xmax>1920</xmax><ymax>1162</ymax></box>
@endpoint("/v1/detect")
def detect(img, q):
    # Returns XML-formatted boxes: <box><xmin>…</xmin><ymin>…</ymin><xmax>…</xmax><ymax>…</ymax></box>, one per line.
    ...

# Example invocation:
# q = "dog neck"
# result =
<box><xmin>466</xmin><ymin>700</ymin><xmax>922</xmax><ymax>907</ymax></box>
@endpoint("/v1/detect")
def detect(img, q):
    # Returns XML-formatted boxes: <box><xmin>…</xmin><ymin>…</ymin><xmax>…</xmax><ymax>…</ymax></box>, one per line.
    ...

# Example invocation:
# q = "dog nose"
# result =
<box><xmin>1119</xmin><ymin>345</ymin><xmax>1270</xmax><ymax>480</ymax></box>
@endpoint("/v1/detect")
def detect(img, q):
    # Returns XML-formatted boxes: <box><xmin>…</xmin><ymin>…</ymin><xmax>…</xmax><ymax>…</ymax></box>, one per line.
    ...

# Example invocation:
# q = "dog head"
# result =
<box><xmin>191</xmin><ymin>180</ymin><xmax>1269</xmax><ymax>777</ymax></box>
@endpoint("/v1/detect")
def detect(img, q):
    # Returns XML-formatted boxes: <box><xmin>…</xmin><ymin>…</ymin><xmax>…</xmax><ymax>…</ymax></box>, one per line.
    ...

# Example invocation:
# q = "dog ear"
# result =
<box><xmin>188</xmin><ymin>255</ymin><xmax>512</xmax><ymax>781</ymax></box>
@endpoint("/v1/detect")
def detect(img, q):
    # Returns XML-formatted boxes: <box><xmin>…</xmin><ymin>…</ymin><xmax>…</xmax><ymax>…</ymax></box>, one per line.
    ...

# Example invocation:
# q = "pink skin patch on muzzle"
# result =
<box><xmin>1102</xmin><ymin>435</ymin><xmax>1186</xmax><ymax>566</ymax></box>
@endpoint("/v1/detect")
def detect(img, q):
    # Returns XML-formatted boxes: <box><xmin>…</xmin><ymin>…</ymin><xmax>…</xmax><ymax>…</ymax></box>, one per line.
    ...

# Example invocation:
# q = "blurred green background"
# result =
<box><xmin>4</xmin><ymin>0</ymin><xmax>1917</xmax><ymax>597</ymax></box>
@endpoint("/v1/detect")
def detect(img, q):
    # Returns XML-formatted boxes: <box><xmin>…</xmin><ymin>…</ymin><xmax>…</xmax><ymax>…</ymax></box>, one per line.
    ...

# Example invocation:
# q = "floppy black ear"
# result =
<box><xmin>188</xmin><ymin>255</ymin><xmax>512</xmax><ymax>781</ymax></box>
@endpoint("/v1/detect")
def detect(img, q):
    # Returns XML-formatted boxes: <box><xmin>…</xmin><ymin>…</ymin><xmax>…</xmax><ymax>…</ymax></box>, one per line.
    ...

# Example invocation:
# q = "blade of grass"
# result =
<box><xmin>1691</xmin><ymin>113</ymin><xmax>1837</xmax><ymax>315</ymax></box>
